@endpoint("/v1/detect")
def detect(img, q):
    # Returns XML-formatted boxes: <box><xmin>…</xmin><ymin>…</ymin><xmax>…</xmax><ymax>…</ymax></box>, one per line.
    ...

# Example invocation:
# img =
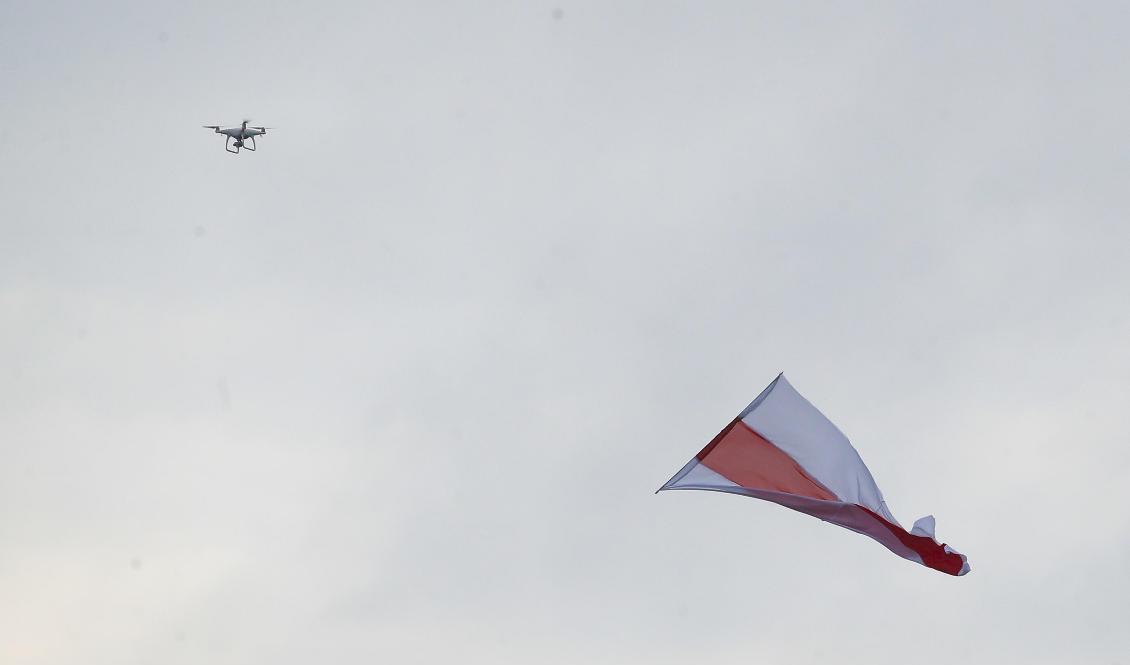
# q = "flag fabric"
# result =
<box><xmin>659</xmin><ymin>374</ymin><xmax>970</xmax><ymax>576</ymax></box>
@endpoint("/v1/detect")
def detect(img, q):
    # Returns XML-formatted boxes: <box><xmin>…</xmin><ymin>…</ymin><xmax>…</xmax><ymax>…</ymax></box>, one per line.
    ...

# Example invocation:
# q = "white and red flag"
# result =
<box><xmin>659</xmin><ymin>374</ymin><xmax>970</xmax><ymax>576</ymax></box>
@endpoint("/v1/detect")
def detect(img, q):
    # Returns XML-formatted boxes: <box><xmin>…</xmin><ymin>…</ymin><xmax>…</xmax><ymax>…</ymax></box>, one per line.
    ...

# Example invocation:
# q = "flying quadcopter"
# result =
<box><xmin>202</xmin><ymin>120</ymin><xmax>272</xmax><ymax>154</ymax></box>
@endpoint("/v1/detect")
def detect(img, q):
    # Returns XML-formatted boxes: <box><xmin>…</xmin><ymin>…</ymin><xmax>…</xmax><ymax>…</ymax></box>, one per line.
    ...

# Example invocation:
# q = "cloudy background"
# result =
<box><xmin>2</xmin><ymin>1</ymin><xmax>1129</xmax><ymax>663</ymax></box>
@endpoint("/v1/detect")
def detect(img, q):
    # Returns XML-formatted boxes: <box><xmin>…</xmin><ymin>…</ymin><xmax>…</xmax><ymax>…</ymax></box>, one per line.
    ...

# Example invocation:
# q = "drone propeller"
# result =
<box><xmin>202</xmin><ymin>125</ymin><xmax>221</xmax><ymax>129</ymax></box>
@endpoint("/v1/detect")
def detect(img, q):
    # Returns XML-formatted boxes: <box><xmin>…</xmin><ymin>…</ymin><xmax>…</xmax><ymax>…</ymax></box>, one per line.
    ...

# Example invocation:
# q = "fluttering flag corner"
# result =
<box><xmin>659</xmin><ymin>373</ymin><xmax>970</xmax><ymax>576</ymax></box>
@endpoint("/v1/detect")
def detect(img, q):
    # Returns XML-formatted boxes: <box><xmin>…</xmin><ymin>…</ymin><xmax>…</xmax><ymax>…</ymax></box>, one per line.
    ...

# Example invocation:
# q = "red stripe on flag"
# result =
<box><xmin>695</xmin><ymin>419</ymin><xmax>838</xmax><ymax>501</ymax></box>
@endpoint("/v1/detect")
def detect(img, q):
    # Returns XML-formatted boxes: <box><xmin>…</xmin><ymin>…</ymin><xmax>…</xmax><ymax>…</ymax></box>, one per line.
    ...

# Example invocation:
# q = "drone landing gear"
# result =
<box><xmin>224</xmin><ymin>136</ymin><xmax>256</xmax><ymax>154</ymax></box>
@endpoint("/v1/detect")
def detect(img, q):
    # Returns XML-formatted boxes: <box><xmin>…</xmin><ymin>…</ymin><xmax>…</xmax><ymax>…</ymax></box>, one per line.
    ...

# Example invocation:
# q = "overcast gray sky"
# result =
<box><xmin>2</xmin><ymin>1</ymin><xmax>1129</xmax><ymax>663</ymax></box>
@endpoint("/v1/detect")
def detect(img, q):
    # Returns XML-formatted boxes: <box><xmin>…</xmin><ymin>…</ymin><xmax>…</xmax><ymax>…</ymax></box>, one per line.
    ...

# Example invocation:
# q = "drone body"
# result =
<box><xmin>203</xmin><ymin>120</ymin><xmax>272</xmax><ymax>154</ymax></box>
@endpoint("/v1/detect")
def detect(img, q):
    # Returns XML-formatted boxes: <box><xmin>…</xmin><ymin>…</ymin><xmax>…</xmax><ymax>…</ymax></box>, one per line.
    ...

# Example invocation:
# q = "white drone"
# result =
<box><xmin>202</xmin><ymin>120</ymin><xmax>272</xmax><ymax>154</ymax></box>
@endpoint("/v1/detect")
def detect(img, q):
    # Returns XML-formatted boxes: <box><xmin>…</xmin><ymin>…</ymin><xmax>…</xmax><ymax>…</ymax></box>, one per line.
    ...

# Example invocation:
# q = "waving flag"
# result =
<box><xmin>659</xmin><ymin>374</ymin><xmax>970</xmax><ymax>576</ymax></box>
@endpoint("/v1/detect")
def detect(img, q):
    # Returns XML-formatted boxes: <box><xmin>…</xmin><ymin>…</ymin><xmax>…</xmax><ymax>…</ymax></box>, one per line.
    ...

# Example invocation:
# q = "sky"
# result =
<box><xmin>2</xmin><ymin>1</ymin><xmax>1130</xmax><ymax>663</ymax></box>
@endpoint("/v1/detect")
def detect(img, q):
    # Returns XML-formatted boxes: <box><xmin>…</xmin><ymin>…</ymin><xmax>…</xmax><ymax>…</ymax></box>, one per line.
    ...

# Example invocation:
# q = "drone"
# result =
<box><xmin>202</xmin><ymin>120</ymin><xmax>272</xmax><ymax>154</ymax></box>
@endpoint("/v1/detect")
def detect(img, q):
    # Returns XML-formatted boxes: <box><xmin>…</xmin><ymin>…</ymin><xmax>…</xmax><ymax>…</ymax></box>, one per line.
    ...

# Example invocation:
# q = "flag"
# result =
<box><xmin>659</xmin><ymin>374</ymin><xmax>970</xmax><ymax>576</ymax></box>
